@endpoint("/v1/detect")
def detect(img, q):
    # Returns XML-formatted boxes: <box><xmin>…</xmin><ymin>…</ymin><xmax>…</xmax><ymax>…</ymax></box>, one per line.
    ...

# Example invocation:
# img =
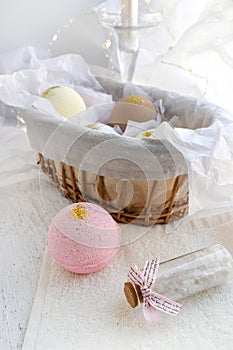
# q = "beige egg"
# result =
<box><xmin>41</xmin><ymin>85</ymin><xmax>86</xmax><ymax>119</ymax></box>
<box><xmin>109</xmin><ymin>95</ymin><xmax>158</xmax><ymax>131</ymax></box>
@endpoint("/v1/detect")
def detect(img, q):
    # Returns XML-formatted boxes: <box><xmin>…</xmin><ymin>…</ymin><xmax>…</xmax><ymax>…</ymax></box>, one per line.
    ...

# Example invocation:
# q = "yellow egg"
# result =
<box><xmin>41</xmin><ymin>85</ymin><xmax>86</xmax><ymax>119</ymax></box>
<box><xmin>136</xmin><ymin>129</ymin><xmax>156</xmax><ymax>139</ymax></box>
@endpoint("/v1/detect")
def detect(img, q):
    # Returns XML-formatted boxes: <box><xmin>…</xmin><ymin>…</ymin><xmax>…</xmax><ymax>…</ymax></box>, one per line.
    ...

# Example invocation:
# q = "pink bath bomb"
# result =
<box><xmin>47</xmin><ymin>202</ymin><xmax>121</xmax><ymax>274</ymax></box>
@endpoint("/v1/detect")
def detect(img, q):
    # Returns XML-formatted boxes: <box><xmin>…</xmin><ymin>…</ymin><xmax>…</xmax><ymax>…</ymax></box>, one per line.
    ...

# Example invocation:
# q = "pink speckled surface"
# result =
<box><xmin>47</xmin><ymin>203</ymin><xmax>121</xmax><ymax>274</ymax></box>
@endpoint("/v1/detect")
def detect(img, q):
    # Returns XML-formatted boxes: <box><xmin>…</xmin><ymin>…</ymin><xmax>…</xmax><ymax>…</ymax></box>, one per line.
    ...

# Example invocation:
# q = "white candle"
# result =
<box><xmin>121</xmin><ymin>0</ymin><xmax>139</xmax><ymax>28</ymax></box>
<box><xmin>120</xmin><ymin>0</ymin><xmax>139</xmax><ymax>52</ymax></box>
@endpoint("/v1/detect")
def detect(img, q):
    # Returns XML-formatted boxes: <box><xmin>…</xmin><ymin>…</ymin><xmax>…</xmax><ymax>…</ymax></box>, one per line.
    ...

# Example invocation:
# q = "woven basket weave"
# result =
<box><xmin>38</xmin><ymin>153</ymin><xmax>188</xmax><ymax>226</ymax></box>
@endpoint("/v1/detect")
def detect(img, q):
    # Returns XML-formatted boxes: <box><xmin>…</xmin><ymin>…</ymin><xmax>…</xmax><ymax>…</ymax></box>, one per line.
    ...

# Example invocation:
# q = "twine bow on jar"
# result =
<box><xmin>124</xmin><ymin>258</ymin><xmax>182</xmax><ymax>323</ymax></box>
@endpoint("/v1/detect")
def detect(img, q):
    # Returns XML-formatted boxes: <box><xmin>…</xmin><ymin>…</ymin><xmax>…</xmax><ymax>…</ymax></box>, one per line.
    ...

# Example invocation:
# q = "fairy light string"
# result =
<box><xmin>161</xmin><ymin>60</ymin><xmax>209</xmax><ymax>98</ymax></box>
<box><xmin>48</xmin><ymin>17</ymin><xmax>76</xmax><ymax>56</ymax></box>
<box><xmin>160</xmin><ymin>7</ymin><xmax>209</xmax><ymax>97</ymax></box>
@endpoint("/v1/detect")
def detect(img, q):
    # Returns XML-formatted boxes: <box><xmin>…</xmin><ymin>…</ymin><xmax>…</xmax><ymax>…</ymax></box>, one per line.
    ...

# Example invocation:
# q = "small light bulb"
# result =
<box><xmin>52</xmin><ymin>34</ymin><xmax>58</xmax><ymax>42</ymax></box>
<box><xmin>103</xmin><ymin>39</ymin><xmax>111</xmax><ymax>49</ymax></box>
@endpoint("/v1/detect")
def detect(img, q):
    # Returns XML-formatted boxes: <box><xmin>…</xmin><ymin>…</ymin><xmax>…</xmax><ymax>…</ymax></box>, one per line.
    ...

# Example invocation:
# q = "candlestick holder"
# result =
<box><xmin>97</xmin><ymin>1</ymin><xmax>161</xmax><ymax>82</ymax></box>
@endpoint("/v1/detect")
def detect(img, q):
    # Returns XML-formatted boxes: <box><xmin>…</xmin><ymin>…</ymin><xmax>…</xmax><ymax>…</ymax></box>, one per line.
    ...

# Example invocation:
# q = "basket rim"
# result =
<box><xmin>24</xmin><ymin>77</ymin><xmax>227</xmax><ymax>180</ymax></box>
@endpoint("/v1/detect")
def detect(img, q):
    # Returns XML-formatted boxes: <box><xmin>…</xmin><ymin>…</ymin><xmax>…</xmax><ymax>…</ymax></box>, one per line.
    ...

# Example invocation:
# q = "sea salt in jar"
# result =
<box><xmin>124</xmin><ymin>244</ymin><xmax>233</xmax><ymax>308</ymax></box>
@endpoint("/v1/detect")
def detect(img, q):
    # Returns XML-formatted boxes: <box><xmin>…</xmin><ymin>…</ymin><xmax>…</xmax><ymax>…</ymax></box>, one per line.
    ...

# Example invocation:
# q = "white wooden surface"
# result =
<box><xmin>0</xmin><ymin>179</ymin><xmax>46</xmax><ymax>349</ymax></box>
<box><xmin>0</xmin><ymin>176</ymin><xmax>72</xmax><ymax>349</ymax></box>
<box><xmin>0</xmin><ymin>126</ymin><xmax>69</xmax><ymax>349</ymax></box>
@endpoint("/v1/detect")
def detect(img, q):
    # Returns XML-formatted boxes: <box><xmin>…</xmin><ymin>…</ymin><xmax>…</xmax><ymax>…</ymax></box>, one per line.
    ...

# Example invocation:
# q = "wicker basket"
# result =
<box><xmin>38</xmin><ymin>153</ymin><xmax>188</xmax><ymax>226</ymax></box>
